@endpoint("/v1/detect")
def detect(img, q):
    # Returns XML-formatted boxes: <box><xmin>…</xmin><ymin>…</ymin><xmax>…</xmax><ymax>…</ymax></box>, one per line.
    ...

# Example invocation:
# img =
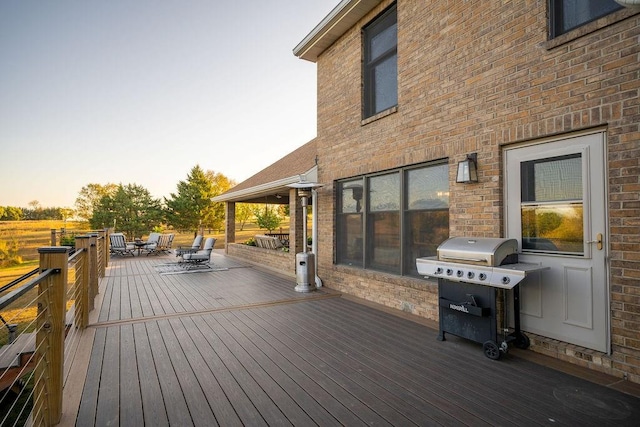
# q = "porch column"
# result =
<box><xmin>289</xmin><ymin>188</ymin><xmax>304</xmax><ymax>254</ymax></box>
<box><xmin>225</xmin><ymin>202</ymin><xmax>236</xmax><ymax>254</ymax></box>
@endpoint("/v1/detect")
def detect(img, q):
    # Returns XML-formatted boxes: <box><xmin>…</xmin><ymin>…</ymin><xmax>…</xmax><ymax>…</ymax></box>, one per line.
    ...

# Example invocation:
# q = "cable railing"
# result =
<box><xmin>0</xmin><ymin>231</ymin><xmax>109</xmax><ymax>426</ymax></box>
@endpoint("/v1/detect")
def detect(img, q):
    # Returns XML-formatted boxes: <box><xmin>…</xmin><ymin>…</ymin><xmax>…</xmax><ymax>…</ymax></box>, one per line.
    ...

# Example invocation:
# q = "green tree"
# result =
<box><xmin>235</xmin><ymin>203</ymin><xmax>257</xmax><ymax>231</ymax></box>
<box><xmin>203</xmin><ymin>170</ymin><xmax>235</xmax><ymax>233</ymax></box>
<box><xmin>253</xmin><ymin>205</ymin><xmax>281</xmax><ymax>233</ymax></box>
<box><xmin>1</xmin><ymin>206</ymin><xmax>23</xmax><ymax>221</ymax></box>
<box><xmin>165</xmin><ymin>165</ymin><xmax>233</xmax><ymax>235</ymax></box>
<box><xmin>90</xmin><ymin>184</ymin><xmax>163</xmax><ymax>239</ymax></box>
<box><xmin>75</xmin><ymin>183</ymin><xmax>118</xmax><ymax>221</ymax></box>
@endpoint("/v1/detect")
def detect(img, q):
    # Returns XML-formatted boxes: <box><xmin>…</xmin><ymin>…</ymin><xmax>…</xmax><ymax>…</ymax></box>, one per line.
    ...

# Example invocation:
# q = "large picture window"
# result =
<box><xmin>549</xmin><ymin>0</ymin><xmax>622</xmax><ymax>38</ymax></box>
<box><xmin>363</xmin><ymin>3</ymin><xmax>397</xmax><ymax>119</ymax></box>
<box><xmin>336</xmin><ymin>162</ymin><xmax>449</xmax><ymax>276</ymax></box>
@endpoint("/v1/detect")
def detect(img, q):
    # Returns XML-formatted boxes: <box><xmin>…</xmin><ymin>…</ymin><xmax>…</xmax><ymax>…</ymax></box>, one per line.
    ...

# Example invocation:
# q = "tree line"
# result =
<box><xmin>83</xmin><ymin>165</ymin><xmax>238</xmax><ymax>239</ymax></box>
<box><xmin>1</xmin><ymin>165</ymin><xmax>233</xmax><ymax>239</ymax></box>
<box><xmin>1</xmin><ymin>164</ymin><xmax>290</xmax><ymax>240</ymax></box>
<box><xmin>0</xmin><ymin>203</ymin><xmax>74</xmax><ymax>221</ymax></box>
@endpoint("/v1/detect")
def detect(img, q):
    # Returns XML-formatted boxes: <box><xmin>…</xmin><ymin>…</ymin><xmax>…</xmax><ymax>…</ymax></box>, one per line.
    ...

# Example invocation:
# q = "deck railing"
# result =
<box><xmin>0</xmin><ymin>232</ymin><xmax>108</xmax><ymax>426</ymax></box>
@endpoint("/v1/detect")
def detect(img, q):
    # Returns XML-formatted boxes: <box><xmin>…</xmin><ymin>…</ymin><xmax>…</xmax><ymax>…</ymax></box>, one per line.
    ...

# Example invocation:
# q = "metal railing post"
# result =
<box><xmin>34</xmin><ymin>246</ymin><xmax>69</xmax><ymax>426</ymax></box>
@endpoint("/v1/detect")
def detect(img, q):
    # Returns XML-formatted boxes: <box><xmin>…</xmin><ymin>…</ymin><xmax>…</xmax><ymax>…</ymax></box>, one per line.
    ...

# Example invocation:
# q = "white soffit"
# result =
<box><xmin>212</xmin><ymin>166</ymin><xmax>318</xmax><ymax>203</ymax></box>
<box><xmin>293</xmin><ymin>0</ymin><xmax>383</xmax><ymax>62</ymax></box>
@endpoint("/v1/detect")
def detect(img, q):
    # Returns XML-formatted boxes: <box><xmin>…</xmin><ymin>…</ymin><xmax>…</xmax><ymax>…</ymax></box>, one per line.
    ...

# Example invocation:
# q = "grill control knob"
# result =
<box><xmin>446</xmin><ymin>269</ymin><xmax>453</xmax><ymax>276</ymax></box>
<box><xmin>502</xmin><ymin>276</ymin><xmax>511</xmax><ymax>285</ymax></box>
<box><xmin>479</xmin><ymin>273</ymin><xmax>487</xmax><ymax>281</ymax></box>
<box><xmin>467</xmin><ymin>271</ymin><xmax>475</xmax><ymax>279</ymax></box>
<box><xmin>435</xmin><ymin>267</ymin><xmax>443</xmax><ymax>275</ymax></box>
<box><xmin>456</xmin><ymin>270</ymin><xmax>464</xmax><ymax>277</ymax></box>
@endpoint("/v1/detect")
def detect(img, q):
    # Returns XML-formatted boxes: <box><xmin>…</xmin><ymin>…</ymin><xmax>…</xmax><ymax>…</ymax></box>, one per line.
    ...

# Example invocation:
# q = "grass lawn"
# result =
<box><xmin>0</xmin><ymin>220</ymin><xmax>287</xmax><ymax>289</ymax></box>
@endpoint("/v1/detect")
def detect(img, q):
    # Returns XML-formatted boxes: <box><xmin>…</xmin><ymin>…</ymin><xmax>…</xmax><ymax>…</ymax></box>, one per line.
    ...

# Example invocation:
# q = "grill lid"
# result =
<box><xmin>437</xmin><ymin>237</ymin><xmax>518</xmax><ymax>266</ymax></box>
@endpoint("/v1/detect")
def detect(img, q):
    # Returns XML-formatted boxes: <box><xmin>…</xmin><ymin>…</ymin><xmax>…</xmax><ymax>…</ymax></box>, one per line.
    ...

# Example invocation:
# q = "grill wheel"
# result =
<box><xmin>483</xmin><ymin>340</ymin><xmax>501</xmax><ymax>360</ymax></box>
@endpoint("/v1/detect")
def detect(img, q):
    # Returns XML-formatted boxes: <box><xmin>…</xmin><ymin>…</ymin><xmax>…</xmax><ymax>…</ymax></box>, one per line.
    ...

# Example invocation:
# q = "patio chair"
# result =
<box><xmin>109</xmin><ymin>233</ymin><xmax>135</xmax><ymax>257</ymax></box>
<box><xmin>164</xmin><ymin>234</ymin><xmax>175</xmax><ymax>252</ymax></box>
<box><xmin>181</xmin><ymin>237</ymin><xmax>216</xmax><ymax>269</ymax></box>
<box><xmin>143</xmin><ymin>232</ymin><xmax>161</xmax><ymax>253</ymax></box>
<box><xmin>147</xmin><ymin>233</ymin><xmax>173</xmax><ymax>256</ymax></box>
<box><xmin>175</xmin><ymin>235</ymin><xmax>203</xmax><ymax>257</ymax></box>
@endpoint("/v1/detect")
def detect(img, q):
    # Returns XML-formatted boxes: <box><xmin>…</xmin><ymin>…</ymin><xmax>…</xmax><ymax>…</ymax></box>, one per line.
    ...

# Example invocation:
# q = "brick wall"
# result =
<box><xmin>312</xmin><ymin>0</ymin><xmax>640</xmax><ymax>382</ymax></box>
<box><xmin>227</xmin><ymin>243</ymin><xmax>295</xmax><ymax>277</ymax></box>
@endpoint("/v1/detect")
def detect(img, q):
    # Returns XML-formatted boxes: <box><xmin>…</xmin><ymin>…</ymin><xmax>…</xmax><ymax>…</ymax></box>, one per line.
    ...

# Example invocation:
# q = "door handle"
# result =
<box><xmin>587</xmin><ymin>233</ymin><xmax>603</xmax><ymax>251</ymax></box>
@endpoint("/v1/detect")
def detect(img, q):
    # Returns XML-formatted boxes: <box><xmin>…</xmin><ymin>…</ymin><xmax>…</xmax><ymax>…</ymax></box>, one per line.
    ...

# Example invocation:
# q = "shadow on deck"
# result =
<box><xmin>65</xmin><ymin>251</ymin><xmax>640</xmax><ymax>426</ymax></box>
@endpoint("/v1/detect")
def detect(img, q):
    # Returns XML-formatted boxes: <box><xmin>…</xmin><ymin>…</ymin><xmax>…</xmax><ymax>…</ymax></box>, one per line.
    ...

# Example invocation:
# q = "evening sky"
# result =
<box><xmin>0</xmin><ymin>0</ymin><xmax>336</xmax><ymax>208</ymax></box>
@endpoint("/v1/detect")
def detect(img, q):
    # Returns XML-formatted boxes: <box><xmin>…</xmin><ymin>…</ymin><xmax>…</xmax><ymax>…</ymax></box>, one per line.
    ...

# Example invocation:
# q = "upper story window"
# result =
<box><xmin>363</xmin><ymin>4</ymin><xmax>397</xmax><ymax>119</ymax></box>
<box><xmin>549</xmin><ymin>0</ymin><xmax>623</xmax><ymax>38</ymax></box>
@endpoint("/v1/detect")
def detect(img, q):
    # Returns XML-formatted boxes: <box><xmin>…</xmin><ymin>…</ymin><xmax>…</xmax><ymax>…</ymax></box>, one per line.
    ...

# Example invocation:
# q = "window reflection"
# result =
<box><xmin>522</xmin><ymin>204</ymin><xmax>584</xmax><ymax>254</ymax></box>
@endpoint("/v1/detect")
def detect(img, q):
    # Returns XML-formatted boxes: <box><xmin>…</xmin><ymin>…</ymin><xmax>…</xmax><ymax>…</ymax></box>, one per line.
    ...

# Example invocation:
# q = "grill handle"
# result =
<box><xmin>440</xmin><ymin>255</ymin><xmax>487</xmax><ymax>263</ymax></box>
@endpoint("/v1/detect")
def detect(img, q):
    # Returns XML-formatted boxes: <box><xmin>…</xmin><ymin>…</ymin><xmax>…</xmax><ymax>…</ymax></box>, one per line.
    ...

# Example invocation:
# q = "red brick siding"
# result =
<box><xmin>313</xmin><ymin>1</ymin><xmax>640</xmax><ymax>382</ymax></box>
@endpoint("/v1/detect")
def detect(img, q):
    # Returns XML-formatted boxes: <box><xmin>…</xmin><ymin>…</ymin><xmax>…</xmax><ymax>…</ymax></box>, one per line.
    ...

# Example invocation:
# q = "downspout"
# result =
<box><xmin>312</xmin><ymin>188</ymin><xmax>322</xmax><ymax>288</ymax></box>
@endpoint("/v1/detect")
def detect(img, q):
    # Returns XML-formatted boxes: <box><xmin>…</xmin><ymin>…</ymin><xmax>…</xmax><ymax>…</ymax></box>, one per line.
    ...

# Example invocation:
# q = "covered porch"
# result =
<box><xmin>213</xmin><ymin>139</ymin><xmax>319</xmax><ymax>279</ymax></box>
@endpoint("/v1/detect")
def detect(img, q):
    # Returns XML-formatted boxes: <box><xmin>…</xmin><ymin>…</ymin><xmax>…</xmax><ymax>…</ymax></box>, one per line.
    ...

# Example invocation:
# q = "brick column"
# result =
<box><xmin>289</xmin><ymin>188</ymin><xmax>304</xmax><ymax>254</ymax></box>
<box><xmin>225</xmin><ymin>202</ymin><xmax>236</xmax><ymax>254</ymax></box>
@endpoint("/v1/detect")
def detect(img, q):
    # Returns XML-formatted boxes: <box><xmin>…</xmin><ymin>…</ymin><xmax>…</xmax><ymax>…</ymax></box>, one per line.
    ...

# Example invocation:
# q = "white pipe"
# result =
<box><xmin>312</xmin><ymin>188</ymin><xmax>322</xmax><ymax>288</ymax></box>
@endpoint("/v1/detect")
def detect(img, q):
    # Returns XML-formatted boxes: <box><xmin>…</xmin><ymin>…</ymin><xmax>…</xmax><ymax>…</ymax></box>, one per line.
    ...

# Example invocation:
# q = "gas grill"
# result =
<box><xmin>416</xmin><ymin>237</ymin><xmax>548</xmax><ymax>359</ymax></box>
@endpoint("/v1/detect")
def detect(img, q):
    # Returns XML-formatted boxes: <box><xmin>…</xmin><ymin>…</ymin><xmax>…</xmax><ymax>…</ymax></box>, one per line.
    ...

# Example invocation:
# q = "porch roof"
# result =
<box><xmin>213</xmin><ymin>139</ymin><xmax>317</xmax><ymax>204</ymax></box>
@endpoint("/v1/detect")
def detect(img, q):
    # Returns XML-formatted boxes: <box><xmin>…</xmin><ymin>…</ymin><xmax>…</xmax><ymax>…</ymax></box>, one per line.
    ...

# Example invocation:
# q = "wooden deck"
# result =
<box><xmin>68</xmin><ymin>251</ymin><xmax>640</xmax><ymax>426</ymax></box>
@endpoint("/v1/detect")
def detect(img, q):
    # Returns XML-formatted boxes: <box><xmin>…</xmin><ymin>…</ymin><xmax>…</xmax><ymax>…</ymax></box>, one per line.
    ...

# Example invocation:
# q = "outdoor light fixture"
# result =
<box><xmin>287</xmin><ymin>176</ymin><xmax>323</xmax><ymax>293</ymax></box>
<box><xmin>456</xmin><ymin>153</ymin><xmax>478</xmax><ymax>184</ymax></box>
<box><xmin>615</xmin><ymin>0</ymin><xmax>640</xmax><ymax>9</ymax></box>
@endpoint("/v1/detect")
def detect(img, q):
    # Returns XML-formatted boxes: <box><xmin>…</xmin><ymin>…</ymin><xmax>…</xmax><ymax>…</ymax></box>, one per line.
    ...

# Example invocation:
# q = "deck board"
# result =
<box><xmin>119</xmin><ymin>324</ymin><xmax>143</xmax><ymax>426</ymax></box>
<box><xmin>144</xmin><ymin>321</ymin><xmax>192</xmax><ymax>426</ymax></box>
<box><xmin>95</xmin><ymin>327</ymin><xmax>120</xmax><ymax>426</ymax></box>
<box><xmin>73</xmin><ymin>253</ymin><xmax>640</xmax><ymax>426</ymax></box>
<box><xmin>132</xmin><ymin>322</ymin><xmax>169</xmax><ymax>426</ymax></box>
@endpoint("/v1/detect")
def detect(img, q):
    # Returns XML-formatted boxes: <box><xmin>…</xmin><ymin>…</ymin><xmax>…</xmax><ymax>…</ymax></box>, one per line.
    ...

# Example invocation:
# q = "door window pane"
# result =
<box><xmin>521</xmin><ymin>155</ymin><xmax>582</xmax><ymax>202</ymax></box>
<box><xmin>521</xmin><ymin>204</ymin><xmax>584</xmax><ymax>254</ymax></box>
<box><xmin>521</xmin><ymin>155</ymin><xmax>584</xmax><ymax>254</ymax></box>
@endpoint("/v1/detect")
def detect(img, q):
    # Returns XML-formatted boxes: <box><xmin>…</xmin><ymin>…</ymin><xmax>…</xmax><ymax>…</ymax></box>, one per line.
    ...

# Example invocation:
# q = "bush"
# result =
<box><xmin>59</xmin><ymin>233</ymin><xmax>76</xmax><ymax>246</ymax></box>
<box><xmin>245</xmin><ymin>238</ymin><xmax>256</xmax><ymax>246</ymax></box>
<box><xmin>0</xmin><ymin>238</ymin><xmax>22</xmax><ymax>267</ymax></box>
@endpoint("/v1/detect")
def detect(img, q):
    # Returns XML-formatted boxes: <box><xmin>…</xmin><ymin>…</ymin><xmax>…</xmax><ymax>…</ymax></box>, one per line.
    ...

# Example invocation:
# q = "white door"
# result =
<box><xmin>505</xmin><ymin>132</ymin><xmax>609</xmax><ymax>353</ymax></box>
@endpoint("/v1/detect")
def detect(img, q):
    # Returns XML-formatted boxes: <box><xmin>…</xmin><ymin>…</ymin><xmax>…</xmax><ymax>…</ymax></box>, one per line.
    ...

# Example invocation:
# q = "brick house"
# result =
<box><xmin>217</xmin><ymin>1</ymin><xmax>640</xmax><ymax>383</ymax></box>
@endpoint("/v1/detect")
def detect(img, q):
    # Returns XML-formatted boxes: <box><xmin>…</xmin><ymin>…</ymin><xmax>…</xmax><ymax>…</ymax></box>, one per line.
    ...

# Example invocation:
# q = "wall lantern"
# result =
<box><xmin>456</xmin><ymin>153</ymin><xmax>478</xmax><ymax>184</ymax></box>
<box><xmin>614</xmin><ymin>0</ymin><xmax>640</xmax><ymax>9</ymax></box>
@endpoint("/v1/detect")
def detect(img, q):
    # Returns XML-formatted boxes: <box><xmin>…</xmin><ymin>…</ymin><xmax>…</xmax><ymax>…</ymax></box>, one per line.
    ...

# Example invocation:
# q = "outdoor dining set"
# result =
<box><xmin>109</xmin><ymin>233</ymin><xmax>216</xmax><ymax>269</ymax></box>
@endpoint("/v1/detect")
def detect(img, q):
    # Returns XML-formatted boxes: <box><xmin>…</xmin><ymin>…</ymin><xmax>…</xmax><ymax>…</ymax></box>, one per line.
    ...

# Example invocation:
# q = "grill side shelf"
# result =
<box><xmin>439</xmin><ymin>297</ymin><xmax>490</xmax><ymax>317</ymax></box>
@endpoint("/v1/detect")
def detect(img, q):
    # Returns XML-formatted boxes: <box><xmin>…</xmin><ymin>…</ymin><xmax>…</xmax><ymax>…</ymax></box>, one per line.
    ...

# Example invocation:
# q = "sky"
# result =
<box><xmin>0</xmin><ymin>0</ymin><xmax>338</xmax><ymax>208</ymax></box>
